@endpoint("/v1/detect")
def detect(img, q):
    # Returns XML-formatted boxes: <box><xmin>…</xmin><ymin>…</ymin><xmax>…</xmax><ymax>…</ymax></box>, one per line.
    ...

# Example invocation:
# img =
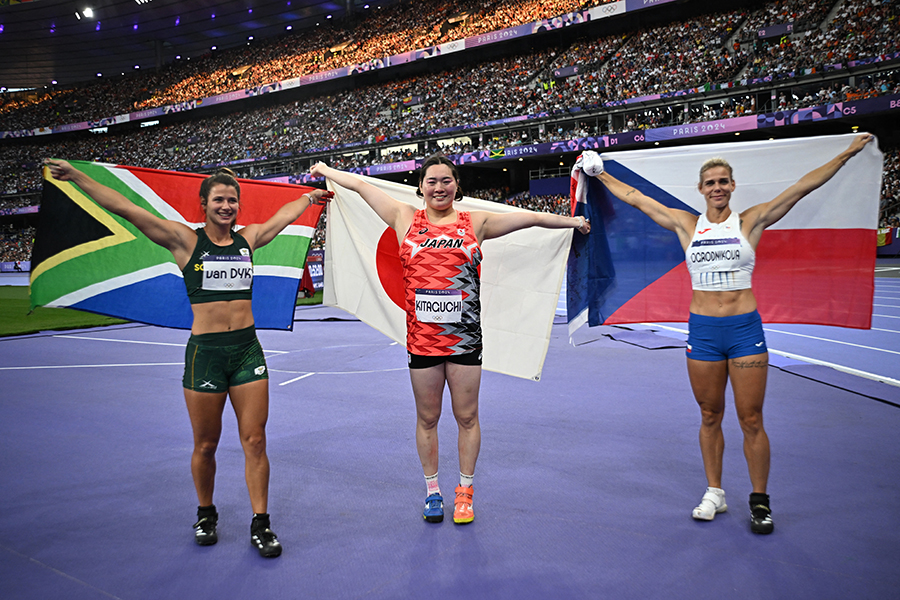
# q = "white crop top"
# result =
<box><xmin>685</xmin><ymin>211</ymin><xmax>755</xmax><ymax>291</ymax></box>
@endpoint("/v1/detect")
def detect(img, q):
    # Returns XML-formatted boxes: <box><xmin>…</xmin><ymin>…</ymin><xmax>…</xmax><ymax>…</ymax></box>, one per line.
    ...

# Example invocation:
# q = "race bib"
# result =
<box><xmin>202</xmin><ymin>255</ymin><xmax>253</xmax><ymax>291</ymax></box>
<box><xmin>415</xmin><ymin>289</ymin><xmax>462</xmax><ymax>323</ymax></box>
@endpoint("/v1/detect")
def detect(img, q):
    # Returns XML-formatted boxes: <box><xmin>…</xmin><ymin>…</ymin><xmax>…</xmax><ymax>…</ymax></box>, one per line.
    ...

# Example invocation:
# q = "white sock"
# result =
<box><xmin>425</xmin><ymin>472</ymin><xmax>440</xmax><ymax>496</ymax></box>
<box><xmin>459</xmin><ymin>472</ymin><xmax>474</xmax><ymax>488</ymax></box>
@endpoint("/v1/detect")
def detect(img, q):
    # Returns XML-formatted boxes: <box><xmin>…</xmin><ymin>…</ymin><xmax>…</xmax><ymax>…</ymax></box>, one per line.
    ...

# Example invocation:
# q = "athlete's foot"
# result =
<box><xmin>251</xmin><ymin>513</ymin><xmax>283</xmax><ymax>557</ymax></box>
<box><xmin>193</xmin><ymin>505</ymin><xmax>218</xmax><ymax>546</ymax></box>
<box><xmin>453</xmin><ymin>485</ymin><xmax>474</xmax><ymax>525</ymax></box>
<box><xmin>692</xmin><ymin>487</ymin><xmax>727</xmax><ymax>521</ymax></box>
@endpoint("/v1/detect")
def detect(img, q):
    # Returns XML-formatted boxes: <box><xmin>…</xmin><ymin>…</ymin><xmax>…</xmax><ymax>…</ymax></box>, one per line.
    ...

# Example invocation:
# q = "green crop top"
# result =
<box><xmin>182</xmin><ymin>227</ymin><xmax>254</xmax><ymax>304</ymax></box>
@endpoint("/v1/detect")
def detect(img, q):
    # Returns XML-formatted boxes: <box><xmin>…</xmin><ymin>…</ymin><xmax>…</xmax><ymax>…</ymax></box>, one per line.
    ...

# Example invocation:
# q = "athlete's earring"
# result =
<box><xmin>454</xmin><ymin>188</ymin><xmax>463</xmax><ymax>201</ymax></box>
<box><xmin>416</xmin><ymin>188</ymin><xmax>424</xmax><ymax>198</ymax></box>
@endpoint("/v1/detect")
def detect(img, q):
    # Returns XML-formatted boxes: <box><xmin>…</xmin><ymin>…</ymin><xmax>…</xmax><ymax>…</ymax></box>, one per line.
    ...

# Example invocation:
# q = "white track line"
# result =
<box><xmin>279</xmin><ymin>372</ymin><xmax>316</xmax><ymax>386</ymax></box>
<box><xmin>54</xmin><ymin>334</ymin><xmax>287</xmax><ymax>354</ymax></box>
<box><xmin>763</xmin><ymin>328</ymin><xmax>900</xmax><ymax>356</ymax></box>
<box><xmin>638</xmin><ymin>323</ymin><xmax>900</xmax><ymax>388</ymax></box>
<box><xmin>0</xmin><ymin>363</ymin><xmax>182</xmax><ymax>371</ymax></box>
<box><xmin>275</xmin><ymin>367</ymin><xmax>407</xmax><ymax>386</ymax></box>
<box><xmin>55</xmin><ymin>335</ymin><xmax>183</xmax><ymax>347</ymax></box>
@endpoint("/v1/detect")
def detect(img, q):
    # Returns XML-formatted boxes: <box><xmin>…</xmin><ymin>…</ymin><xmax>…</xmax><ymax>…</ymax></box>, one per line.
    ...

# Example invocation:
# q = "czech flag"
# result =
<box><xmin>568</xmin><ymin>134</ymin><xmax>882</xmax><ymax>333</ymax></box>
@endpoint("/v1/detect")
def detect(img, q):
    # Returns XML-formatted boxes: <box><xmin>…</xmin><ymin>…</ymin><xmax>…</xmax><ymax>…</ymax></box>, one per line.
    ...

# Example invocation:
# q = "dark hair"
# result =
<box><xmin>199</xmin><ymin>168</ymin><xmax>241</xmax><ymax>203</ymax></box>
<box><xmin>416</xmin><ymin>154</ymin><xmax>463</xmax><ymax>200</ymax></box>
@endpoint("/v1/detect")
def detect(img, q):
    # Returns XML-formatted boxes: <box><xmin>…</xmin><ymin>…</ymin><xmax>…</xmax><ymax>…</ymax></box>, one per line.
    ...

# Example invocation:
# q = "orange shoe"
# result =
<box><xmin>453</xmin><ymin>485</ymin><xmax>474</xmax><ymax>524</ymax></box>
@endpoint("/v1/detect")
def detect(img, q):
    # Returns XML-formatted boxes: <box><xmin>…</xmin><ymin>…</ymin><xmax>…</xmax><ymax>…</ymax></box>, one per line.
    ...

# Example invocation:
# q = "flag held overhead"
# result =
<box><xmin>31</xmin><ymin>160</ymin><xmax>322</xmax><ymax>330</ymax></box>
<box><xmin>567</xmin><ymin>134</ymin><xmax>882</xmax><ymax>334</ymax></box>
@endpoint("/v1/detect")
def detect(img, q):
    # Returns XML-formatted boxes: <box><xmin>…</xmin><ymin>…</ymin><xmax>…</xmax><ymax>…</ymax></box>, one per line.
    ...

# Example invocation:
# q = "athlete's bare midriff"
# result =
<box><xmin>190</xmin><ymin>299</ymin><xmax>255</xmax><ymax>335</ymax></box>
<box><xmin>689</xmin><ymin>288</ymin><xmax>757</xmax><ymax>317</ymax></box>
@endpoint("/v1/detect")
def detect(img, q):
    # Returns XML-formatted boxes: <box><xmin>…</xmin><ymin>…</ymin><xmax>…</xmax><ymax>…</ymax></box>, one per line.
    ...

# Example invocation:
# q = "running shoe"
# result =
<box><xmin>250</xmin><ymin>514</ymin><xmax>283</xmax><ymax>558</ymax></box>
<box><xmin>423</xmin><ymin>493</ymin><xmax>444</xmax><ymax>523</ymax></box>
<box><xmin>692</xmin><ymin>487</ymin><xmax>727</xmax><ymax>521</ymax></box>
<box><xmin>453</xmin><ymin>485</ymin><xmax>474</xmax><ymax>525</ymax></box>
<box><xmin>749</xmin><ymin>493</ymin><xmax>774</xmax><ymax>534</ymax></box>
<box><xmin>193</xmin><ymin>506</ymin><xmax>218</xmax><ymax>546</ymax></box>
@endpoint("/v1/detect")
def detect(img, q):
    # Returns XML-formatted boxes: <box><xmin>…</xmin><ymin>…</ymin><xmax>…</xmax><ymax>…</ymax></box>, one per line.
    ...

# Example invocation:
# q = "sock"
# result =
<box><xmin>197</xmin><ymin>504</ymin><xmax>217</xmax><ymax>518</ymax></box>
<box><xmin>425</xmin><ymin>472</ymin><xmax>440</xmax><ymax>496</ymax></box>
<box><xmin>749</xmin><ymin>492</ymin><xmax>770</xmax><ymax>509</ymax></box>
<box><xmin>459</xmin><ymin>472</ymin><xmax>474</xmax><ymax>488</ymax></box>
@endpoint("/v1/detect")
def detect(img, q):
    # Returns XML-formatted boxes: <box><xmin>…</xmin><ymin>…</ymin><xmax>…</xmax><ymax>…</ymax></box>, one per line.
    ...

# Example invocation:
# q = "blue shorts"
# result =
<box><xmin>686</xmin><ymin>310</ymin><xmax>767</xmax><ymax>362</ymax></box>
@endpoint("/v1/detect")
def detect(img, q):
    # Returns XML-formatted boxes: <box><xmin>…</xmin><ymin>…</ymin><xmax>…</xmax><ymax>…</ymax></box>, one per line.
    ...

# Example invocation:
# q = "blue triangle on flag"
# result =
<box><xmin>568</xmin><ymin>160</ymin><xmax>699</xmax><ymax>327</ymax></box>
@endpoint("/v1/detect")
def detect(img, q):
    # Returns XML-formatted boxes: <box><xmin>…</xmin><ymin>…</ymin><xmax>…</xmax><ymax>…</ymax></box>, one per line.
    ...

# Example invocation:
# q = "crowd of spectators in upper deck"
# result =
<box><xmin>3</xmin><ymin>0</ymin><xmax>900</xmax><ymax>260</ymax></box>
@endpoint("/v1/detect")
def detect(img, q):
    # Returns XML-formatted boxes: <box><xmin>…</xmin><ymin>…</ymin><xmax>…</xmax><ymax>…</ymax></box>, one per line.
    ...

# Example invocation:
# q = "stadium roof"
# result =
<box><xmin>0</xmin><ymin>0</ymin><xmax>368</xmax><ymax>90</ymax></box>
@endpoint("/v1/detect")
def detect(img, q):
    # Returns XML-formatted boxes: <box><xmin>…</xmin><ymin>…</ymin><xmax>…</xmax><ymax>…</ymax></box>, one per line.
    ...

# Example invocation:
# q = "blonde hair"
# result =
<box><xmin>699</xmin><ymin>157</ymin><xmax>733</xmax><ymax>183</ymax></box>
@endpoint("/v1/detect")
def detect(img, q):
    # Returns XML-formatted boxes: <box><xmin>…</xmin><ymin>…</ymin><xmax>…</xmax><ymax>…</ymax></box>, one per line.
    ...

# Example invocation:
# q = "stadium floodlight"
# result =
<box><xmin>84</xmin><ymin>8</ymin><xmax>93</xmax><ymax>18</ymax></box>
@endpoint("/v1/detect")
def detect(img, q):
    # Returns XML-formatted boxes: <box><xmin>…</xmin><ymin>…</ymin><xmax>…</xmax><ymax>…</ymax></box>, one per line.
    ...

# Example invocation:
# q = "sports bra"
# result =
<box><xmin>685</xmin><ymin>211</ymin><xmax>754</xmax><ymax>292</ymax></box>
<box><xmin>182</xmin><ymin>227</ymin><xmax>254</xmax><ymax>304</ymax></box>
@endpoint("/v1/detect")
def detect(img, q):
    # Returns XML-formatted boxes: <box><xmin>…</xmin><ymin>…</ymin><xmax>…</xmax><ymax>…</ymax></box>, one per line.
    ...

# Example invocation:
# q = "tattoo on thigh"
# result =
<box><xmin>732</xmin><ymin>359</ymin><xmax>768</xmax><ymax>369</ymax></box>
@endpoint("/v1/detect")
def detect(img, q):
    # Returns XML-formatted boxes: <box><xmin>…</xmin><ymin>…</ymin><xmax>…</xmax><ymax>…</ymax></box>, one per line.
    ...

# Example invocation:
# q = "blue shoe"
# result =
<box><xmin>423</xmin><ymin>493</ymin><xmax>444</xmax><ymax>523</ymax></box>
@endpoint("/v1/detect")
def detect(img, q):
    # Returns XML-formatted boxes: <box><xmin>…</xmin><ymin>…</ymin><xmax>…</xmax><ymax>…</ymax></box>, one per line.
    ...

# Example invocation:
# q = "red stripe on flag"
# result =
<box><xmin>121</xmin><ymin>166</ymin><xmax>320</xmax><ymax>227</ymax></box>
<box><xmin>605</xmin><ymin>229</ymin><xmax>875</xmax><ymax>329</ymax></box>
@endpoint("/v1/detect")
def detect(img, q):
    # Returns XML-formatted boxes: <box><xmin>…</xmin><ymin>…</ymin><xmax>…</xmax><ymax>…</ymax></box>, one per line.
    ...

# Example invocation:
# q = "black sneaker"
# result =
<box><xmin>749</xmin><ymin>493</ymin><xmax>774</xmax><ymax>535</ymax></box>
<box><xmin>194</xmin><ymin>505</ymin><xmax>218</xmax><ymax>546</ymax></box>
<box><xmin>251</xmin><ymin>514</ymin><xmax>283</xmax><ymax>558</ymax></box>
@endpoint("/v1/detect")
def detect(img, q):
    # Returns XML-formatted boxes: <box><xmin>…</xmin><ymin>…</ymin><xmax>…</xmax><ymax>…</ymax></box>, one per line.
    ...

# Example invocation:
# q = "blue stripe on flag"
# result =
<box><xmin>71</xmin><ymin>274</ymin><xmax>192</xmax><ymax>328</ymax></box>
<box><xmin>567</xmin><ymin>160</ymin><xmax>699</xmax><ymax>327</ymax></box>
<box><xmin>252</xmin><ymin>276</ymin><xmax>301</xmax><ymax>330</ymax></box>
<box><xmin>71</xmin><ymin>274</ymin><xmax>301</xmax><ymax>330</ymax></box>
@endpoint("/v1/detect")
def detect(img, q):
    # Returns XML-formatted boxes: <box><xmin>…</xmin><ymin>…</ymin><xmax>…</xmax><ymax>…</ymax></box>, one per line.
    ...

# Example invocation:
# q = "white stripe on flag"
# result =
<box><xmin>104</xmin><ymin>165</ymin><xmax>191</xmax><ymax>223</ymax></box>
<box><xmin>46</xmin><ymin>263</ymin><xmax>182</xmax><ymax>308</ymax></box>
<box><xmin>605</xmin><ymin>133</ymin><xmax>882</xmax><ymax>230</ymax></box>
<box><xmin>254</xmin><ymin>265</ymin><xmax>303</xmax><ymax>278</ymax></box>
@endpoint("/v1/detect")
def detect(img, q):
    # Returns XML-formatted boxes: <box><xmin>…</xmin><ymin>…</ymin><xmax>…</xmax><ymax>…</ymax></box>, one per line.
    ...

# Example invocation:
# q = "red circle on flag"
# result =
<box><xmin>376</xmin><ymin>229</ymin><xmax>405</xmax><ymax>309</ymax></box>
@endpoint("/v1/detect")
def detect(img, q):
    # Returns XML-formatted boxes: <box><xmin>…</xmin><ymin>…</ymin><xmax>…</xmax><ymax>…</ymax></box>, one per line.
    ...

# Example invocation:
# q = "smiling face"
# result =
<box><xmin>419</xmin><ymin>163</ymin><xmax>459</xmax><ymax>212</ymax></box>
<box><xmin>202</xmin><ymin>183</ymin><xmax>240</xmax><ymax>227</ymax></box>
<box><xmin>698</xmin><ymin>165</ymin><xmax>735</xmax><ymax>210</ymax></box>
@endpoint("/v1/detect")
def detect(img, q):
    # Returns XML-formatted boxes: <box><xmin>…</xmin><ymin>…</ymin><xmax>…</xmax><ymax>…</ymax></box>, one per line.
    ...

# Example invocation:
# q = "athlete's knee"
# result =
<box><xmin>453</xmin><ymin>408</ymin><xmax>479</xmax><ymax>431</ymax></box>
<box><xmin>417</xmin><ymin>410</ymin><xmax>441</xmax><ymax>431</ymax></box>
<box><xmin>240</xmin><ymin>430</ymin><xmax>267</xmax><ymax>457</ymax></box>
<box><xmin>698</xmin><ymin>403</ymin><xmax>725</xmax><ymax>427</ymax></box>
<box><xmin>737</xmin><ymin>409</ymin><xmax>764</xmax><ymax>435</ymax></box>
<box><xmin>194</xmin><ymin>439</ymin><xmax>219</xmax><ymax>459</ymax></box>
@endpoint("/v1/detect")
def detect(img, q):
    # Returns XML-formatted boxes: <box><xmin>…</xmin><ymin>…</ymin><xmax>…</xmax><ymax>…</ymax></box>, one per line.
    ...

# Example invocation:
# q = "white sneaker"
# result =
<box><xmin>692</xmin><ymin>487</ymin><xmax>727</xmax><ymax>520</ymax></box>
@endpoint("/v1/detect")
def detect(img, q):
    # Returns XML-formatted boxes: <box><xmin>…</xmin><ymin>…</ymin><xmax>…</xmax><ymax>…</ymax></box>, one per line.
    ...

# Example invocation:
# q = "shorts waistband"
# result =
<box><xmin>688</xmin><ymin>310</ymin><xmax>761</xmax><ymax>327</ymax></box>
<box><xmin>188</xmin><ymin>325</ymin><xmax>257</xmax><ymax>346</ymax></box>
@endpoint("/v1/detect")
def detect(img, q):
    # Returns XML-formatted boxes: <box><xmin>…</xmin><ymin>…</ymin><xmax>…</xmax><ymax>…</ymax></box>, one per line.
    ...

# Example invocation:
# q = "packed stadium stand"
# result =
<box><xmin>2</xmin><ymin>0</ymin><xmax>899</xmax><ymax>261</ymax></box>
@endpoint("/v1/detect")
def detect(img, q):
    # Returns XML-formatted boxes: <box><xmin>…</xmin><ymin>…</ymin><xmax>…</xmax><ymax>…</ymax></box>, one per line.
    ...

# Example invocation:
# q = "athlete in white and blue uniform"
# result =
<box><xmin>594</xmin><ymin>134</ymin><xmax>874</xmax><ymax>534</ymax></box>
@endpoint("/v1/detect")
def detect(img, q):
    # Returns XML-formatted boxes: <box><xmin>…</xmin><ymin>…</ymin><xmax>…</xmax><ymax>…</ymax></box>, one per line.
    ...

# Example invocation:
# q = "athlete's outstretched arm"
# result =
<box><xmin>241</xmin><ymin>188</ymin><xmax>333</xmax><ymax>251</ymax></box>
<box><xmin>473</xmin><ymin>210</ymin><xmax>589</xmax><ymax>243</ymax></box>
<box><xmin>310</xmin><ymin>162</ymin><xmax>415</xmax><ymax>233</ymax></box>
<box><xmin>44</xmin><ymin>159</ymin><xmax>195</xmax><ymax>258</ymax></box>
<box><xmin>742</xmin><ymin>133</ymin><xmax>874</xmax><ymax>241</ymax></box>
<box><xmin>597</xmin><ymin>171</ymin><xmax>696</xmax><ymax>247</ymax></box>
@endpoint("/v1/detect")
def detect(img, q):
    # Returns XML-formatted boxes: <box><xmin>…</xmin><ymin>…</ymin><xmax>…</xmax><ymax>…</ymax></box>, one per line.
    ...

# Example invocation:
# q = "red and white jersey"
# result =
<box><xmin>399</xmin><ymin>209</ymin><xmax>483</xmax><ymax>356</ymax></box>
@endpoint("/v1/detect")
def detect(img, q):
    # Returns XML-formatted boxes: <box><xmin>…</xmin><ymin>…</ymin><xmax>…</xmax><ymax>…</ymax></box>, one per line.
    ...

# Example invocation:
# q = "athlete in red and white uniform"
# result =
<box><xmin>595</xmin><ymin>134</ymin><xmax>874</xmax><ymax>534</ymax></box>
<box><xmin>311</xmin><ymin>156</ymin><xmax>590</xmax><ymax>525</ymax></box>
<box><xmin>401</xmin><ymin>208</ymin><xmax>483</xmax><ymax>357</ymax></box>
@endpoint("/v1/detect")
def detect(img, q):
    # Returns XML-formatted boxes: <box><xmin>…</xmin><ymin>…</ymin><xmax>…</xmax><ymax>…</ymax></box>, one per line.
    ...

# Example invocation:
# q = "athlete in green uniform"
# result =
<box><xmin>45</xmin><ymin>159</ymin><xmax>330</xmax><ymax>557</ymax></box>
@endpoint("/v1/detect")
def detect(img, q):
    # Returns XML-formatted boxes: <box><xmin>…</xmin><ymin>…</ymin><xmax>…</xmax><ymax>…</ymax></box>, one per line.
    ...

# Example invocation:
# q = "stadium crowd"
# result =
<box><xmin>3</xmin><ymin>0</ymin><xmax>900</xmax><ymax>261</ymax></box>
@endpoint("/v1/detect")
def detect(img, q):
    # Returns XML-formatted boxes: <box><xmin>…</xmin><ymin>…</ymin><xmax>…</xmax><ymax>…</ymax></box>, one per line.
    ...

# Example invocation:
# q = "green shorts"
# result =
<box><xmin>183</xmin><ymin>326</ymin><xmax>268</xmax><ymax>393</ymax></box>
